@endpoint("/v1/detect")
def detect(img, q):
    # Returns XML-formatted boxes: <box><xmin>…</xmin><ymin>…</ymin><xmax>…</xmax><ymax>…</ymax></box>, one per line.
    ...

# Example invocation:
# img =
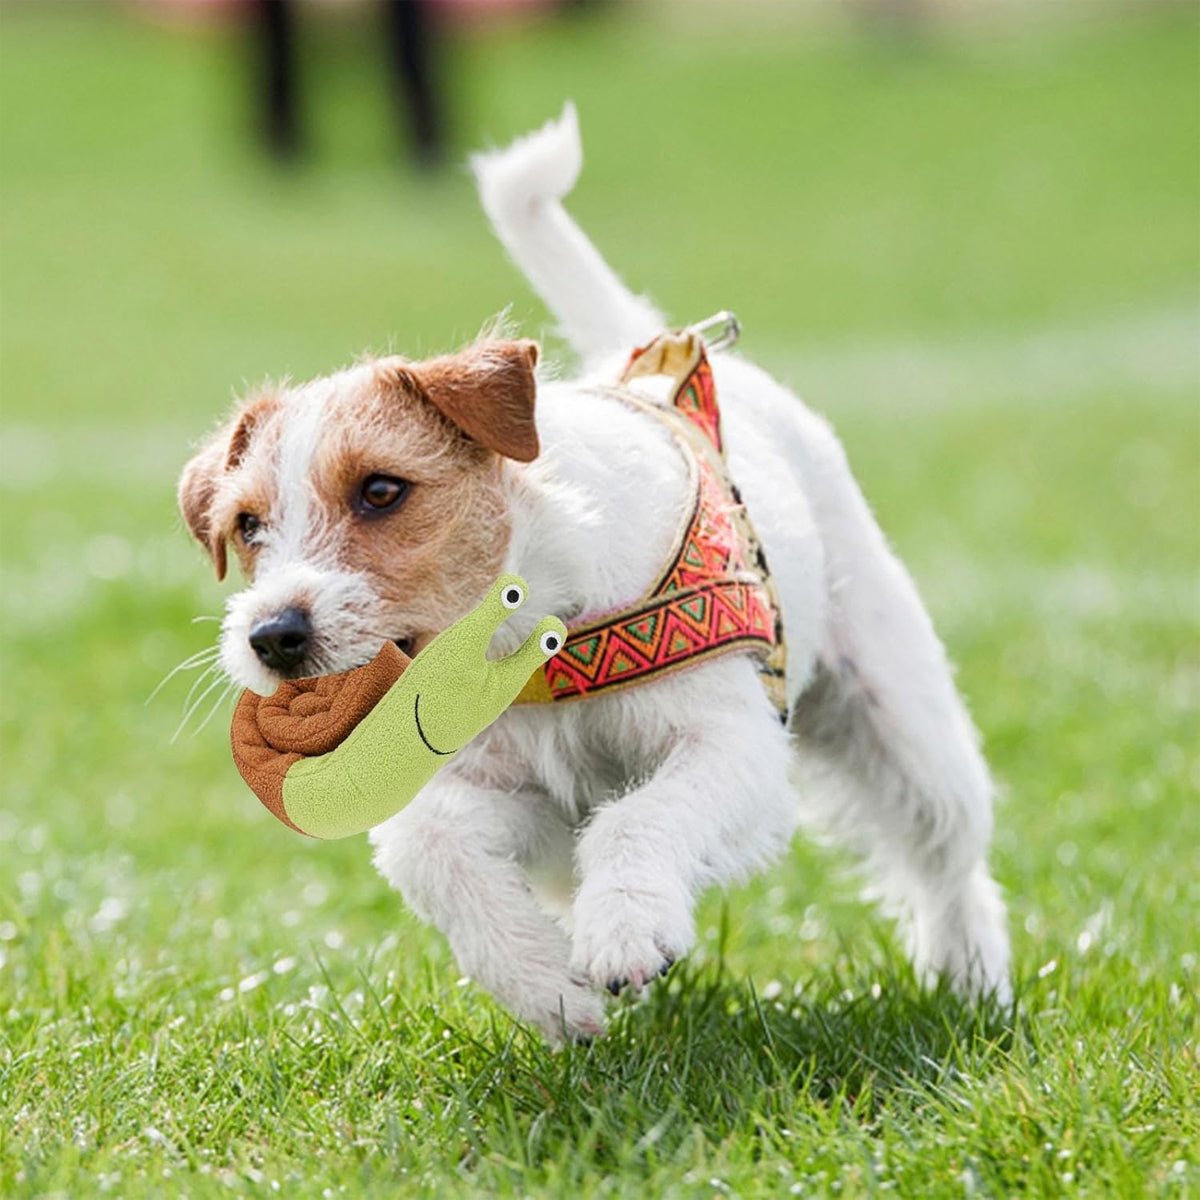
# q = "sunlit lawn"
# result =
<box><xmin>1</xmin><ymin>5</ymin><xmax>1197</xmax><ymax>1196</ymax></box>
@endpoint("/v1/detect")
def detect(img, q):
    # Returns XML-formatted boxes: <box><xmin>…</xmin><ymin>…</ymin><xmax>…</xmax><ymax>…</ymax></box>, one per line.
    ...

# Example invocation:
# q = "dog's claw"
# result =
<box><xmin>605</xmin><ymin>956</ymin><xmax>675</xmax><ymax>996</ymax></box>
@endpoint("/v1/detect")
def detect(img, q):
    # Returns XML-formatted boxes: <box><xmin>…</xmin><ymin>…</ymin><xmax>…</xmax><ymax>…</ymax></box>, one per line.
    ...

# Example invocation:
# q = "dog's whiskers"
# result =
<box><xmin>180</xmin><ymin>661</ymin><xmax>223</xmax><ymax>714</ymax></box>
<box><xmin>146</xmin><ymin>644</ymin><xmax>223</xmax><ymax>705</ymax></box>
<box><xmin>192</xmin><ymin>680</ymin><xmax>240</xmax><ymax>737</ymax></box>
<box><xmin>170</xmin><ymin>671</ymin><xmax>232</xmax><ymax>743</ymax></box>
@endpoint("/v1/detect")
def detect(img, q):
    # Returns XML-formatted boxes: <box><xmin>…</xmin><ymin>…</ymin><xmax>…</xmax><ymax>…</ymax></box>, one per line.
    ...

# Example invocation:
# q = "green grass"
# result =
<box><xmin>1</xmin><ymin>5</ymin><xmax>1197</xmax><ymax>1196</ymax></box>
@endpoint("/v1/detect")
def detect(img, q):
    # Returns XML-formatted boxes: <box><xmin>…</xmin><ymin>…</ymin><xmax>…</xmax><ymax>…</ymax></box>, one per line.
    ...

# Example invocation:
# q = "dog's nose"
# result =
<box><xmin>248</xmin><ymin>608</ymin><xmax>313</xmax><ymax>672</ymax></box>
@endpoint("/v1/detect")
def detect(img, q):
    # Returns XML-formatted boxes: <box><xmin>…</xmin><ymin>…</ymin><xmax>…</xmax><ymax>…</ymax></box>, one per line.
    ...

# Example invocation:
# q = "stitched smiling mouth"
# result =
<box><xmin>413</xmin><ymin>693</ymin><xmax>455</xmax><ymax>756</ymax></box>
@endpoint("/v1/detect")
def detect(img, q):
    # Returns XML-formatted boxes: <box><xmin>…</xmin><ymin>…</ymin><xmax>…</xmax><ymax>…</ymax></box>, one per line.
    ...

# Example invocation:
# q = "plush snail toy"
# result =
<box><xmin>230</xmin><ymin>575</ymin><xmax>565</xmax><ymax>839</ymax></box>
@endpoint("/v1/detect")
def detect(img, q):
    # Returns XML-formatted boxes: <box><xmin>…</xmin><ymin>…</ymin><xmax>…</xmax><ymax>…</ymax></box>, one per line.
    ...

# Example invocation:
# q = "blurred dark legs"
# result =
<box><xmin>255</xmin><ymin>0</ymin><xmax>300</xmax><ymax>160</ymax></box>
<box><xmin>851</xmin><ymin>0</ymin><xmax>928</xmax><ymax>43</ymax></box>
<box><xmin>382</xmin><ymin>0</ymin><xmax>444</xmax><ymax>168</ymax></box>
<box><xmin>252</xmin><ymin>0</ymin><xmax>444</xmax><ymax>167</ymax></box>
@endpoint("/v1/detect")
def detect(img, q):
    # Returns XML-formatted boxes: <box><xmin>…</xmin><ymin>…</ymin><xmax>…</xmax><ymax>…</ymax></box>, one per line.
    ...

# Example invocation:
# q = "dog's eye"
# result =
<box><xmin>237</xmin><ymin>512</ymin><xmax>262</xmax><ymax>543</ymax></box>
<box><xmin>359</xmin><ymin>474</ymin><xmax>409</xmax><ymax>514</ymax></box>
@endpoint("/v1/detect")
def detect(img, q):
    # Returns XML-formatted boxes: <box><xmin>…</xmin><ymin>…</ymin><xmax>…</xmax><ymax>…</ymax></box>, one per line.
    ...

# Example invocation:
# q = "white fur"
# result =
<box><xmin>368</xmin><ymin>106</ymin><xmax>1012</xmax><ymax>1039</ymax></box>
<box><xmin>269</xmin><ymin>382</ymin><xmax>325</xmax><ymax>563</ymax></box>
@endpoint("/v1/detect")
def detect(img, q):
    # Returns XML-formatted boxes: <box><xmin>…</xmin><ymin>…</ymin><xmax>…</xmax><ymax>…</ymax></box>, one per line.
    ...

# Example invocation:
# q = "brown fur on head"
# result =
<box><xmin>178</xmin><ymin>338</ymin><xmax>540</xmax><ymax>694</ymax></box>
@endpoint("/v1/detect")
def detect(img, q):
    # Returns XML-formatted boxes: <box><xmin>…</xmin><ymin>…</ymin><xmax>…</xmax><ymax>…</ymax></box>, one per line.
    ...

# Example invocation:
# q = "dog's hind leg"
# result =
<box><xmin>788</xmin><ymin>409</ymin><xmax>1012</xmax><ymax>1003</ymax></box>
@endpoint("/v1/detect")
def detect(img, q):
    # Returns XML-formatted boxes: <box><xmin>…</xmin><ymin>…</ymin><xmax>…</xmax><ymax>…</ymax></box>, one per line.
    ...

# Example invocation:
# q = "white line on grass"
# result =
<box><xmin>762</xmin><ymin>299</ymin><xmax>1199</xmax><ymax>412</ymax></box>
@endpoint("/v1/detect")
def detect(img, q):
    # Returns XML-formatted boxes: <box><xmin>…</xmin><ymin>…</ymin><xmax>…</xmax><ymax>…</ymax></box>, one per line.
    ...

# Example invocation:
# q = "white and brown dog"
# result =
<box><xmin>178</xmin><ymin>106</ymin><xmax>1010</xmax><ymax>1041</ymax></box>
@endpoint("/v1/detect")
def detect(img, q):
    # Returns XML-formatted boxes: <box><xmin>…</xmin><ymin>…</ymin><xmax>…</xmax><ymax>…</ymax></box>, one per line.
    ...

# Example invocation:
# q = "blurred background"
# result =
<box><xmin>0</xmin><ymin>0</ymin><xmax>1197</xmax><ymax>1185</ymax></box>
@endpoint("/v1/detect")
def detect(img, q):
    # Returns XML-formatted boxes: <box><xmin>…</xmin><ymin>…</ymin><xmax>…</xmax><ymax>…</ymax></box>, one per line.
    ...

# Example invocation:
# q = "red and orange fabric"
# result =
<box><xmin>515</xmin><ymin>331</ymin><xmax>788</xmax><ymax>717</ymax></box>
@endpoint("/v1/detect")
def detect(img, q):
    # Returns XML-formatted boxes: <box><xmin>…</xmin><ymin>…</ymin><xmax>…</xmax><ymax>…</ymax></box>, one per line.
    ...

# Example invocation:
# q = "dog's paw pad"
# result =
<box><xmin>605</xmin><ymin>954</ymin><xmax>676</xmax><ymax>996</ymax></box>
<box><xmin>574</xmin><ymin>927</ymin><xmax>686</xmax><ymax>995</ymax></box>
<box><xmin>571</xmin><ymin>881</ymin><xmax>692</xmax><ymax>994</ymax></box>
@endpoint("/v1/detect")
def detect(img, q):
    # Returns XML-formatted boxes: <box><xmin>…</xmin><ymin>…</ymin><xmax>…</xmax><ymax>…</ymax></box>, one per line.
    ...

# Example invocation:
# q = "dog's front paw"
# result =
<box><xmin>503</xmin><ymin>971</ymin><xmax>608</xmax><ymax>1045</ymax></box>
<box><xmin>570</xmin><ymin>880</ymin><xmax>693</xmax><ymax>995</ymax></box>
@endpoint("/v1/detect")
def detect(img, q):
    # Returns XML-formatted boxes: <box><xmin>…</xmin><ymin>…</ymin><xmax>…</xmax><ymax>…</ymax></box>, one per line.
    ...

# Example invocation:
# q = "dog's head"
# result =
<box><xmin>179</xmin><ymin>339</ymin><xmax>539</xmax><ymax>695</ymax></box>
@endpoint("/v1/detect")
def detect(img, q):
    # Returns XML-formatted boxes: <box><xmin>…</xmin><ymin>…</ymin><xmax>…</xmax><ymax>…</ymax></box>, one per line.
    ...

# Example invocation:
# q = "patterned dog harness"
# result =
<box><xmin>515</xmin><ymin>319</ymin><xmax>788</xmax><ymax>719</ymax></box>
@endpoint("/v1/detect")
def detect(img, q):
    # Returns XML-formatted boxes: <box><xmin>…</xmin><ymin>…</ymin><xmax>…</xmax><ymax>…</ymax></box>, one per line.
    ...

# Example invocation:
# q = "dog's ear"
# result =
<box><xmin>178</xmin><ymin>436</ymin><xmax>228</xmax><ymax>582</ymax></box>
<box><xmin>401</xmin><ymin>339</ymin><xmax>541</xmax><ymax>462</ymax></box>
<box><xmin>179</xmin><ymin>397</ymin><xmax>275</xmax><ymax>581</ymax></box>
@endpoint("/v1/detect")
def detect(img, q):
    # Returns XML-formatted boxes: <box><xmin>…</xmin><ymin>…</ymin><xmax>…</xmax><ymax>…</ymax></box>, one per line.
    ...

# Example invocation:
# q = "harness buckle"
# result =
<box><xmin>686</xmin><ymin>311</ymin><xmax>741</xmax><ymax>353</ymax></box>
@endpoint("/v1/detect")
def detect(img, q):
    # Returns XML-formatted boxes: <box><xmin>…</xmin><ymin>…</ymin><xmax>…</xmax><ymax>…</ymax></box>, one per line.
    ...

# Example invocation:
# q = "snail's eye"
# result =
<box><xmin>539</xmin><ymin>629</ymin><xmax>562</xmax><ymax>656</ymax></box>
<box><xmin>501</xmin><ymin>583</ymin><xmax>525</xmax><ymax>610</ymax></box>
<box><xmin>359</xmin><ymin>474</ymin><xmax>410</xmax><ymax>514</ymax></box>
<box><xmin>237</xmin><ymin>512</ymin><xmax>262</xmax><ymax>544</ymax></box>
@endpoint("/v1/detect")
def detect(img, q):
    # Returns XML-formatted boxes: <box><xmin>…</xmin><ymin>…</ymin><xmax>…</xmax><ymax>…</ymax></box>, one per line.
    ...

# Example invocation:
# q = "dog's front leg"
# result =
<box><xmin>370</xmin><ymin>774</ymin><xmax>605</xmax><ymax>1043</ymax></box>
<box><xmin>570</xmin><ymin>664</ymin><xmax>796</xmax><ymax>993</ymax></box>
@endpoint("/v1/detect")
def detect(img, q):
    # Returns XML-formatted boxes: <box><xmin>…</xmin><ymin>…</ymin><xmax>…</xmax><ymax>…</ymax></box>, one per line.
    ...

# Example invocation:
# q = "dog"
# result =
<box><xmin>178</xmin><ymin>105</ymin><xmax>1011</xmax><ymax>1041</ymax></box>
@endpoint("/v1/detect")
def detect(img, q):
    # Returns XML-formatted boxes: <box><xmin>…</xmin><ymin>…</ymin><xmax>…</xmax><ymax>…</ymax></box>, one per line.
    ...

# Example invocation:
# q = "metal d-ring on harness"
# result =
<box><xmin>686</xmin><ymin>310</ymin><xmax>742</xmax><ymax>353</ymax></box>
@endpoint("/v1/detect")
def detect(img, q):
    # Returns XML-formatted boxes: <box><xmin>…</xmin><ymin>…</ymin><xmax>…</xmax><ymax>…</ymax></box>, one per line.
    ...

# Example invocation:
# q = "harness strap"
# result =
<box><xmin>514</xmin><ymin>327</ymin><xmax>788</xmax><ymax>719</ymax></box>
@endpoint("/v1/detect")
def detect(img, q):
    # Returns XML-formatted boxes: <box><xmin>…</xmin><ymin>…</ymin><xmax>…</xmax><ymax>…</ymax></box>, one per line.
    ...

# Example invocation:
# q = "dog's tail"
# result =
<box><xmin>471</xmin><ymin>103</ymin><xmax>665</xmax><ymax>360</ymax></box>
